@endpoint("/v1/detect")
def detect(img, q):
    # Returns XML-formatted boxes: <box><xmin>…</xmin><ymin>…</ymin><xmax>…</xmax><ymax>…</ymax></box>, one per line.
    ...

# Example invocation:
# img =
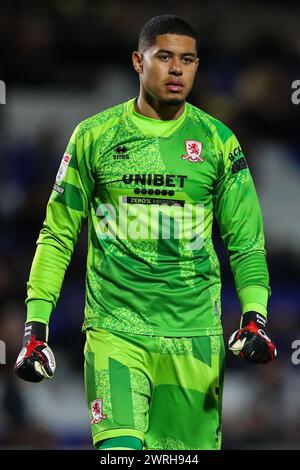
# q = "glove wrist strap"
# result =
<box><xmin>240</xmin><ymin>311</ymin><xmax>266</xmax><ymax>329</ymax></box>
<box><xmin>23</xmin><ymin>321</ymin><xmax>48</xmax><ymax>345</ymax></box>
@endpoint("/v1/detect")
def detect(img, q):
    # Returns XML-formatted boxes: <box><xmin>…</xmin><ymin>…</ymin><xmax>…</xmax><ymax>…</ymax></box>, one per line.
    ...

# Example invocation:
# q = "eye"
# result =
<box><xmin>159</xmin><ymin>54</ymin><xmax>170</xmax><ymax>61</ymax></box>
<box><xmin>183</xmin><ymin>57</ymin><xmax>193</xmax><ymax>64</ymax></box>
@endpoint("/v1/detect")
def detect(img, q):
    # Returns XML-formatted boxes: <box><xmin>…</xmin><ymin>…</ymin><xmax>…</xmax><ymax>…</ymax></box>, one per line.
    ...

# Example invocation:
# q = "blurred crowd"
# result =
<box><xmin>0</xmin><ymin>0</ymin><xmax>300</xmax><ymax>449</ymax></box>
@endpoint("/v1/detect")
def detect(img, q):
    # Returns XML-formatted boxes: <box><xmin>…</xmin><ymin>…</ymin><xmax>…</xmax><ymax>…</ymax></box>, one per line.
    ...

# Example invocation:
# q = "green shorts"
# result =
<box><xmin>84</xmin><ymin>328</ymin><xmax>225</xmax><ymax>450</ymax></box>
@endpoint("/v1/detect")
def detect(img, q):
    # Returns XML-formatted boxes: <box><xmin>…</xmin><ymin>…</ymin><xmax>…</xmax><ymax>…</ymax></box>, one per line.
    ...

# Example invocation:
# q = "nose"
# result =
<box><xmin>169</xmin><ymin>58</ymin><xmax>182</xmax><ymax>75</ymax></box>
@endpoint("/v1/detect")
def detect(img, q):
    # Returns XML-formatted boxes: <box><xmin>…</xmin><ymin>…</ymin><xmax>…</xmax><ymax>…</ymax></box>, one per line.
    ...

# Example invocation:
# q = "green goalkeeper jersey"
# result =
<box><xmin>26</xmin><ymin>98</ymin><xmax>270</xmax><ymax>336</ymax></box>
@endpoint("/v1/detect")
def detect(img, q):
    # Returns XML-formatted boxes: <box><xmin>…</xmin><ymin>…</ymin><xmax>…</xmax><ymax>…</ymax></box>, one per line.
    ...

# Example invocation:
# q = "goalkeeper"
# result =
<box><xmin>15</xmin><ymin>15</ymin><xmax>276</xmax><ymax>450</ymax></box>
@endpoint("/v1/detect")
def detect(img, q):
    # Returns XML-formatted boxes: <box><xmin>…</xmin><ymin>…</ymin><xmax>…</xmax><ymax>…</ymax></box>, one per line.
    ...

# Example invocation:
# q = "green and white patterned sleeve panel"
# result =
<box><xmin>26</xmin><ymin>124</ymin><xmax>95</xmax><ymax>324</ymax></box>
<box><xmin>212</xmin><ymin>125</ymin><xmax>270</xmax><ymax>319</ymax></box>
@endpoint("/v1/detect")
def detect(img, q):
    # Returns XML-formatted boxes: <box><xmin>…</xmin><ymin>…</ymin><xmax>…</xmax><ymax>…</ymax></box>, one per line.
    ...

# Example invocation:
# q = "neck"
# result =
<box><xmin>135</xmin><ymin>90</ymin><xmax>185</xmax><ymax>121</ymax></box>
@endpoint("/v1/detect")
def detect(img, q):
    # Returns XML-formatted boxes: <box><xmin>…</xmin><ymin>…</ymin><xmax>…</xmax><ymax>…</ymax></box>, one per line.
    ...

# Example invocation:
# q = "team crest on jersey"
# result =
<box><xmin>91</xmin><ymin>398</ymin><xmax>107</xmax><ymax>424</ymax></box>
<box><xmin>182</xmin><ymin>140</ymin><xmax>204</xmax><ymax>163</ymax></box>
<box><xmin>56</xmin><ymin>153</ymin><xmax>72</xmax><ymax>184</ymax></box>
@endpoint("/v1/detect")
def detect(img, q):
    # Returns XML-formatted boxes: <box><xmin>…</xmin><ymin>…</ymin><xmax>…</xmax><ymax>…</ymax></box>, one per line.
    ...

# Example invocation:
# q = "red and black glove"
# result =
<box><xmin>228</xmin><ymin>312</ymin><xmax>277</xmax><ymax>364</ymax></box>
<box><xmin>14</xmin><ymin>321</ymin><xmax>56</xmax><ymax>382</ymax></box>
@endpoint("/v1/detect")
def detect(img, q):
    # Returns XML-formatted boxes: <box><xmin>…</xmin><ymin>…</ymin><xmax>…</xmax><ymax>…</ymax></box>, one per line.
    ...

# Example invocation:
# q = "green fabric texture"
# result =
<box><xmin>109</xmin><ymin>358</ymin><xmax>135</xmax><ymax>428</ymax></box>
<box><xmin>239</xmin><ymin>285</ymin><xmax>269</xmax><ymax>317</ymax></box>
<box><xmin>97</xmin><ymin>436</ymin><xmax>143</xmax><ymax>450</ymax></box>
<box><xmin>128</xmin><ymin>98</ymin><xmax>188</xmax><ymax>137</ymax></box>
<box><xmin>26</xmin><ymin>299</ymin><xmax>52</xmax><ymax>323</ymax></box>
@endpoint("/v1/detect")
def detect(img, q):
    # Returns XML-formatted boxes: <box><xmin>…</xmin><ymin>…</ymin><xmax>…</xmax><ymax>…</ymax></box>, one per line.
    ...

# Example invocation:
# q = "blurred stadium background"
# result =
<box><xmin>0</xmin><ymin>0</ymin><xmax>300</xmax><ymax>449</ymax></box>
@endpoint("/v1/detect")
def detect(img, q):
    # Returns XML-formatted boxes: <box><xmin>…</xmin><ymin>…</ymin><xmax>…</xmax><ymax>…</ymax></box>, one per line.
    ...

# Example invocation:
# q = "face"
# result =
<box><xmin>133</xmin><ymin>34</ymin><xmax>199</xmax><ymax>106</ymax></box>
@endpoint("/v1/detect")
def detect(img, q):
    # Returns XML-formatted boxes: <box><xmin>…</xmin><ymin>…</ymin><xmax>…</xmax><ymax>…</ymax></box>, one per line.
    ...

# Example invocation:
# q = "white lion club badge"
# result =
<box><xmin>182</xmin><ymin>140</ymin><xmax>204</xmax><ymax>163</ymax></box>
<box><xmin>91</xmin><ymin>398</ymin><xmax>107</xmax><ymax>424</ymax></box>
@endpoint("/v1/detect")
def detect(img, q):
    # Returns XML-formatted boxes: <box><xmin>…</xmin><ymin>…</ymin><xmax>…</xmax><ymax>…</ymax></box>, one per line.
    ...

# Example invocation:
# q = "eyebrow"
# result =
<box><xmin>155</xmin><ymin>49</ymin><xmax>197</xmax><ymax>58</ymax></box>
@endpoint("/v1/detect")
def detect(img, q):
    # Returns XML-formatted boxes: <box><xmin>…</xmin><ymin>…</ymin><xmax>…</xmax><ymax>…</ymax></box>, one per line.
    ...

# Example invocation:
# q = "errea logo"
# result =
<box><xmin>113</xmin><ymin>145</ymin><xmax>129</xmax><ymax>160</ymax></box>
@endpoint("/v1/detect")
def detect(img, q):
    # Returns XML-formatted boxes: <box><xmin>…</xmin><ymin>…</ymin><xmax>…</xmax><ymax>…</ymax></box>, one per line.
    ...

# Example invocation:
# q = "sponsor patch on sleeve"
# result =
<box><xmin>53</xmin><ymin>183</ymin><xmax>65</xmax><ymax>194</ymax></box>
<box><xmin>231</xmin><ymin>157</ymin><xmax>248</xmax><ymax>174</ymax></box>
<box><xmin>56</xmin><ymin>153</ymin><xmax>72</xmax><ymax>184</ymax></box>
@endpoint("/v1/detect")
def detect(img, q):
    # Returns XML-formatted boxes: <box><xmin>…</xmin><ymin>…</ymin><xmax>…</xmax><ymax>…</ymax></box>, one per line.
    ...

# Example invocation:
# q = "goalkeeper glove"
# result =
<box><xmin>14</xmin><ymin>321</ymin><xmax>56</xmax><ymax>382</ymax></box>
<box><xmin>228</xmin><ymin>311</ymin><xmax>277</xmax><ymax>364</ymax></box>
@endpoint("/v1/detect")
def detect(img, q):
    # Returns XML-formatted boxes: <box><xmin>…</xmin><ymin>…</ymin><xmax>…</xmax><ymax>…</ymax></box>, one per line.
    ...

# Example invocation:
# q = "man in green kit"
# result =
<box><xmin>15</xmin><ymin>15</ymin><xmax>277</xmax><ymax>450</ymax></box>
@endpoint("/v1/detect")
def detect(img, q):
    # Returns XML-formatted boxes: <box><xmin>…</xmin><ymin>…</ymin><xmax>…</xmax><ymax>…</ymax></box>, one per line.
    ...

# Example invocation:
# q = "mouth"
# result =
<box><xmin>165</xmin><ymin>81</ymin><xmax>184</xmax><ymax>92</ymax></box>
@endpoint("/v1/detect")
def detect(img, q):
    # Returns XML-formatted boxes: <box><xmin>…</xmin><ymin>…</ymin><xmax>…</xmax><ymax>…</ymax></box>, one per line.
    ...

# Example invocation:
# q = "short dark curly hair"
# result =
<box><xmin>138</xmin><ymin>15</ymin><xmax>198</xmax><ymax>54</ymax></box>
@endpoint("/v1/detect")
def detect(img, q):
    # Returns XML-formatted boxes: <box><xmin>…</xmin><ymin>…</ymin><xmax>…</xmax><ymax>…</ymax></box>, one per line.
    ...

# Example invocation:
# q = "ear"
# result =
<box><xmin>132</xmin><ymin>51</ymin><xmax>143</xmax><ymax>74</ymax></box>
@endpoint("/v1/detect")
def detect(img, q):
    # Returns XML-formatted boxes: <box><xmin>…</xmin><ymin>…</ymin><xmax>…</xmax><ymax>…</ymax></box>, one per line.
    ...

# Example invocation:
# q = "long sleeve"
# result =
<box><xmin>26</xmin><ymin>124</ymin><xmax>95</xmax><ymax>323</ymax></box>
<box><xmin>213</xmin><ymin>129</ymin><xmax>270</xmax><ymax>318</ymax></box>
